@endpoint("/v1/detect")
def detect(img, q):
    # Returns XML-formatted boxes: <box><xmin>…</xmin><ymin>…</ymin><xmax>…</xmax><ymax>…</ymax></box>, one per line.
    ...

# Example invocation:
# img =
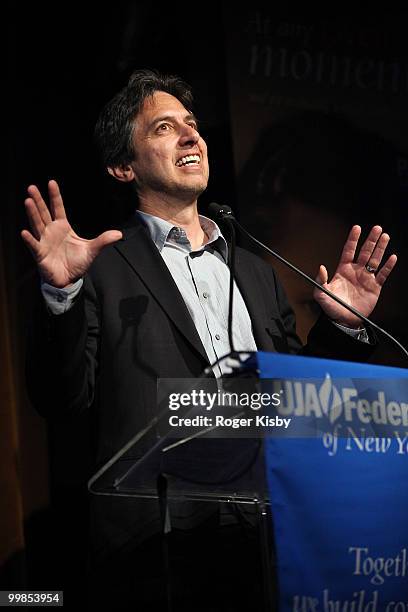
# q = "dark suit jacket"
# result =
<box><xmin>26</xmin><ymin>214</ymin><xmax>374</xmax><ymax>561</ymax></box>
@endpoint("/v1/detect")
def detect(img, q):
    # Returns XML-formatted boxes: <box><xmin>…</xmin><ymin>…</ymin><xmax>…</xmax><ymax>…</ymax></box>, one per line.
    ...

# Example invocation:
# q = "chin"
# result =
<box><xmin>178</xmin><ymin>180</ymin><xmax>208</xmax><ymax>198</ymax></box>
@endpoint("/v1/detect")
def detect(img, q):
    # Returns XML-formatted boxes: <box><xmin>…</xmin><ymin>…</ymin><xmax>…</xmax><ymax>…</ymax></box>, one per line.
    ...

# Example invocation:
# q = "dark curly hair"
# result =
<box><xmin>94</xmin><ymin>69</ymin><xmax>194</xmax><ymax>169</ymax></box>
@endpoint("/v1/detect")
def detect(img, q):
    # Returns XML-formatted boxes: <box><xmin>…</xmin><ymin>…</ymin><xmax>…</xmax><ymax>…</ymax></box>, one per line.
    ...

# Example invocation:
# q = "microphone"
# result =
<box><xmin>208</xmin><ymin>202</ymin><xmax>235</xmax><ymax>220</ymax></box>
<box><xmin>209</xmin><ymin>202</ymin><xmax>408</xmax><ymax>361</ymax></box>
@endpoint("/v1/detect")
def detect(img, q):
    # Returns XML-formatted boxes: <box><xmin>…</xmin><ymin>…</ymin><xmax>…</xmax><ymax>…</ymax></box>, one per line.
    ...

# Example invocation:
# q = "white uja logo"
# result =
<box><xmin>319</xmin><ymin>374</ymin><xmax>343</xmax><ymax>424</ymax></box>
<box><xmin>277</xmin><ymin>374</ymin><xmax>408</xmax><ymax>427</ymax></box>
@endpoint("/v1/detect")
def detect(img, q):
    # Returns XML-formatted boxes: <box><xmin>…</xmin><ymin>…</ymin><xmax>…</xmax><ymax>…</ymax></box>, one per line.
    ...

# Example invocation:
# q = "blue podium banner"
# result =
<box><xmin>257</xmin><ymin>352</ymin><xmax>408</xmax><ymax>611</ymax></box>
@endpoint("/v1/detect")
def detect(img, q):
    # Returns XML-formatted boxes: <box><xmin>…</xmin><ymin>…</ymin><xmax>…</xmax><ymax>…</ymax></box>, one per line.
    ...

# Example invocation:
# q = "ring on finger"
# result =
<box><xmin>365</xmin><ymin>263</ymin><xmax>377</xmax><ymax>273</ymax></box>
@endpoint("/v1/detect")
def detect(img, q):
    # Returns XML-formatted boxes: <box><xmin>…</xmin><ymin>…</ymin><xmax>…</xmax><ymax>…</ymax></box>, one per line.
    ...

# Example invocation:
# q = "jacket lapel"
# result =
<box><xmin>115</xmin><ymin>218</ymin><xmax>210</xmax><ymax>364</ymax></box>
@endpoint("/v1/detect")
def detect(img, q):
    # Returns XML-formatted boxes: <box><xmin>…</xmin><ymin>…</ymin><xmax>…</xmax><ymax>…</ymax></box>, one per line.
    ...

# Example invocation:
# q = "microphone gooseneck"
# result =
<box><xmin>208</xmin><ymin>203</ymin><xmax>236</xmax><ymax>356</ymax></box>
<box><xmin>209</xmin><ymin>202</ymin><xmax>408</xmax><ymax>361</ymax></box>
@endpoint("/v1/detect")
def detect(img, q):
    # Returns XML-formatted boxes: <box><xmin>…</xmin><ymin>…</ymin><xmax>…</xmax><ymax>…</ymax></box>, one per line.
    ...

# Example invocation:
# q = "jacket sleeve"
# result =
<box><xmin>26</xmin><ymin>274</ymin><xmax>100</xmax><ymax>419</ymax></box>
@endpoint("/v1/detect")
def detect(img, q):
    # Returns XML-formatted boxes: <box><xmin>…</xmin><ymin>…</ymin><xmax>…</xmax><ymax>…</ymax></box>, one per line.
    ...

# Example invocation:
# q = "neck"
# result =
<box><xmin>138</xmin><ymin>193</ymin><xmax>207</xmax><ymax>250</ymax></box>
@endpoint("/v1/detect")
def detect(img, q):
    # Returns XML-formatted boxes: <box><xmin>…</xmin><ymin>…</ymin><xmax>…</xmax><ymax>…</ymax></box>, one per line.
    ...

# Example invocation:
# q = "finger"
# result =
<box><xmin>89</xmin><ymin>230</ymin><xmax>123</xmax><ymax>256</ymax></box>
<box><xmin>48</xmin><ymin>179</ymin><xmax>66</xmax><ymax>221</ymax></box>
<box><xmin>24</xmin><ymin>198</ymin><xmax>45</xmax><ymax>239</ymax></box>
<box><xmin>375</xmin><ymin>254</ymin><xmax>397</xmax><ymax>287</ymax></box>
<box><xmin>21</xmin><ymin>229</ymin><xmax>40</xmax><ymax>257</ymax></box>
<box><xmin>27</xmin><ymin>184</ymin><xmax>53</xmax><ymax>225</ymax></box>
<box><xmin>338</xmin><ymin>225</ymin><xmax>361</xmax><ymax>265</ymax></box>
<box><xmin>315</xmin><ymin>264</ymin><xmax>328</xmax><ymax>285</ymax></box>
<box><xmin>356</xmin><ymin>225</ymin><xmax>382</xmax><ymax>266</ymax></box>
<box><xmin>365</xmin><ymin>232</ymin><xmax>390</xmax><ymax>271</ymax></box>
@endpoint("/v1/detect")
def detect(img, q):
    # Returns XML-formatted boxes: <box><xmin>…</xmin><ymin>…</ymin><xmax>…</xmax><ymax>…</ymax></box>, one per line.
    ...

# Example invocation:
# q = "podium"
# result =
<box><xmin>88</xmin><ymin>351</ymin><xmax>408</xmax><ymax>611</ymax></box>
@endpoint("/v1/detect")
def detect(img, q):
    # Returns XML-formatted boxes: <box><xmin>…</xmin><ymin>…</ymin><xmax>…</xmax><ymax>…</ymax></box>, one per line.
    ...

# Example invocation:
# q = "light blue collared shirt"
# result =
<box><xmin>137</xmin><ymin>210</ymin><xmax>257</xmax><ymax>376</ymax></box>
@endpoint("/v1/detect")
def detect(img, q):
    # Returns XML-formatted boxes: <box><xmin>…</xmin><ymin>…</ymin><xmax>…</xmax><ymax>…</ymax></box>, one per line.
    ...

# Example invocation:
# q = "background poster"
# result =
<box><xmin>225</xmin><ymin>8</ymin><xmax>408</xmax><ymax>359</ymax></box>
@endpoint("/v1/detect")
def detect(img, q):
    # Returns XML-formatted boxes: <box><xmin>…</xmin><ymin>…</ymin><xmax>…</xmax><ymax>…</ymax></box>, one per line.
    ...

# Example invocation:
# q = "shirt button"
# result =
<box><xmin>203</xmin><ymin>292</ymin><xmax>209</xmax><ymax>299</ymax></box>
<box><xmin>57</xmin><ymin>294</ymin><xmax>64</xmax><ymax>303</ymax></box>
<box><xmin>215</xmin><ymin>334</ymin><xmax>221</xmax><ymax>340</ymax></box>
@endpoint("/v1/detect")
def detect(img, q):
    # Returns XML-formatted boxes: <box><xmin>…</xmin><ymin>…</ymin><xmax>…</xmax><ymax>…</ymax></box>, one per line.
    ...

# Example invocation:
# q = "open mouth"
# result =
<box><xmin>175</xmin><ymin>154</ymin><xmax>201</xmax><ymax>167</ymax></box>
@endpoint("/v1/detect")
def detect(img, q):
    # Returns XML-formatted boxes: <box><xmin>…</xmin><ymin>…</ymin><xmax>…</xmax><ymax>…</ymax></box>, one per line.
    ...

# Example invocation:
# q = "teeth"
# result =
<box><xmin>176</xmin><ymin>154</ymin><xmax>201</xmax><ymax>167</ymax></box>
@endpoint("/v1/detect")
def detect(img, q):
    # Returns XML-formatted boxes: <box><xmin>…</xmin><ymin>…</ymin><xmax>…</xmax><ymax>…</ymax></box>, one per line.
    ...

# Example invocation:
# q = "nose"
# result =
<box><xmin>179</xmin><ymin>123</ymin><xmax>200</xmax><ymax>147</ymax></box>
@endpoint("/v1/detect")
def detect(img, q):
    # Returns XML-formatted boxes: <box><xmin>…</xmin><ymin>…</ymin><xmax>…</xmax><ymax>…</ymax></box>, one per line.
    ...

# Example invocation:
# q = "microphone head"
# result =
<box><xmin>208</xmin><ymin>202</ymin><xmax>235</xmax><ymax>220</ymax></box>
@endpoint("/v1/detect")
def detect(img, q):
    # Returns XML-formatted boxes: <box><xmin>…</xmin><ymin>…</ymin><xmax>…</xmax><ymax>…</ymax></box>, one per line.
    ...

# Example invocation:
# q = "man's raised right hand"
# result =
<box><xmin>21</xmin><ymin>180</ymin><xmax>123</xmax><ymax>288</ymax></box>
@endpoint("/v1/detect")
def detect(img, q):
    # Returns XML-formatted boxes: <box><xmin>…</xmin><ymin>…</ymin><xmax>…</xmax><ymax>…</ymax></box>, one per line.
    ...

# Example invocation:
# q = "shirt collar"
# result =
<box><xmin>136</xmin><ymin>210</ymin><xmax>228</xmax><ymax>262</ymax></box>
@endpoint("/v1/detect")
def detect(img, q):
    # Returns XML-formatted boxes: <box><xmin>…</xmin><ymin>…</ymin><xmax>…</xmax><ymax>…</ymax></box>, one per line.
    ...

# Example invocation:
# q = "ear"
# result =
<box><xmin>107</xmin><ymin>164</ymin><xmax>136</xmax><ymax>183</ymax></box>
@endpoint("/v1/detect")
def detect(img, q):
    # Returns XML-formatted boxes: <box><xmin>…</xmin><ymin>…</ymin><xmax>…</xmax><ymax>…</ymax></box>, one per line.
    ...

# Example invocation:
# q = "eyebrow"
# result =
<box><xmin>148</xmin><ymin>113</ymin><xmax>199</xmax><ymax>130</ymax></box>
